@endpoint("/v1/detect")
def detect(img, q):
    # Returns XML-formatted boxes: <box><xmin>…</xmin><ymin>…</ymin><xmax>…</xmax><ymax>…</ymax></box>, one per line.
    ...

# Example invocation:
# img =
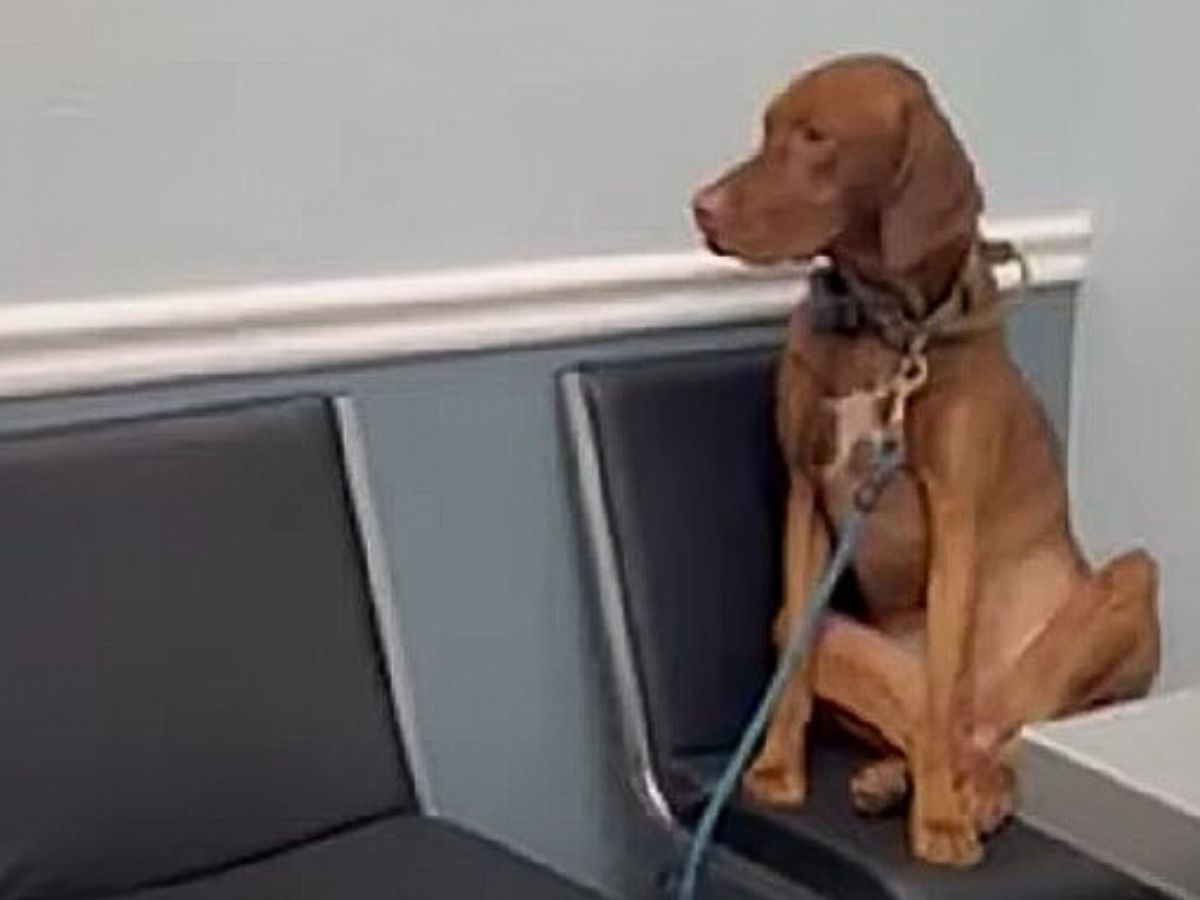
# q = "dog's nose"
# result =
<box><xmin>691</xmin><ymin>186</ymin><xmax>727</xmax><ymax>233</ymax></box>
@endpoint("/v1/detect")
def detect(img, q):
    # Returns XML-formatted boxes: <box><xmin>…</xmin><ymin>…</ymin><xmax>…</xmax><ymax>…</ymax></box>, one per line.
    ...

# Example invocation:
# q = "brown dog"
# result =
<box><xmin>691</xmin><ymin>55</ymin><xmax>1160</xmax><ymax>867</ymax></box>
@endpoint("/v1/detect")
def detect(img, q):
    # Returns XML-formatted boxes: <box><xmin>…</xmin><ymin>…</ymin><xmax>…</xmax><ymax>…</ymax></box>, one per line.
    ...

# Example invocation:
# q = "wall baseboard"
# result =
<box><xmin>0</xmin><ymin>212</ymin><xmax>1089</xmax><ymax>400</ymax></box>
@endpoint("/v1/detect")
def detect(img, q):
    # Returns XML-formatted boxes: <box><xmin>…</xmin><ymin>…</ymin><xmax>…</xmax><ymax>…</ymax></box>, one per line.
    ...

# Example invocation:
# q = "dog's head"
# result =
<box><xmin>692</xmin><ymin>55</ymin><xmax>981</xmax><ymax>277</ymax></box>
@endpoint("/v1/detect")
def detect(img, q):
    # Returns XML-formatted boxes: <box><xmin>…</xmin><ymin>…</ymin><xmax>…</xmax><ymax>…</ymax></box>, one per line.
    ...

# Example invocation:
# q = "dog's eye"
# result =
<box><xmin>800</xmin><ymin>123</ymin><xmax>828</xmax><ymax>143</ymax></box>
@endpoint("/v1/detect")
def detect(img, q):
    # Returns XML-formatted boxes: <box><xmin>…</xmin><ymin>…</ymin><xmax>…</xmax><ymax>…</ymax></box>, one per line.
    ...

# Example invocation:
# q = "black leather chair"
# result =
<box><xmin>561</xmin><ymin>347</ymin><xmax>1164</xmax><ymax>900</ymax></box>
<box><xmin>0</xmin><ymin>397</ymin><xmax>599</xmax><ymax>900</ymax></box>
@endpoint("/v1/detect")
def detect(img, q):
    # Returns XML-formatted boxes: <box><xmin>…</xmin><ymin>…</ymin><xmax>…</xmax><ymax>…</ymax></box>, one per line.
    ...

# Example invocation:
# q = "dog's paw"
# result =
<box><xmin>743</xmin><ymin>756</ymin><xmax>807</xmax><ymax>808</ymax></box>
<box><xmin>851</xmin><ymin>756</ymin><xmax>910</xmax><ymax>816</ymax></box>
<box><xmin>967</xmin><ymin>763</ymin><xmax>1015</xmax><ymax>835</ymax></box>
<box><xmin>911</xmin><ymin>780</ymin><xmax>983</xmax><ymax>867</ymax></box>
<box><xmin>911</xmin><ymin>812</ymin><xmax>983</xmax><ymax>867</ymax></box>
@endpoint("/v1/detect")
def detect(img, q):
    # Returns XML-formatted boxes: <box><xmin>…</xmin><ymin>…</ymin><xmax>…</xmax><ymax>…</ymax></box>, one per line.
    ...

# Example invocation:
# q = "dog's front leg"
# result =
<box><xmin>911</xmin><ymin>411</ymin><xmax>987</xmax><ymax>866</ymax></box>
<box><xmin>743</xmin><ymin>473</ymin><xmax>829</xmax><ymax>807</ymax></box>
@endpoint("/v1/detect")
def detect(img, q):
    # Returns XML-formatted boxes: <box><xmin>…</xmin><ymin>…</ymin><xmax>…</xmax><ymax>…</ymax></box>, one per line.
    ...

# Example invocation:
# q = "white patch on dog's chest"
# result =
<box><xmin>818</xmin><ymin>388</ymin><xmax>887</xmax><ymax>479</ymax></box>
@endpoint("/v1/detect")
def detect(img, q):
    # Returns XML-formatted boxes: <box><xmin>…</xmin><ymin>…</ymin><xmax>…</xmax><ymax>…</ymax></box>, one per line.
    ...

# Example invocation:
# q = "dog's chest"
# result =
<box><xmin>806</xmin><ymin>347</ymin><xmax>930</xmax><ymax>608</ymax></box>
<box><xmin>813</xmin><ymin>388</ymin><xmax>895</xmax><ymax>522</ymax></box>
<box><xmin>816</xmin><ymin>411</ymin><xmax>928</xmax><ymax>610</ymax></box>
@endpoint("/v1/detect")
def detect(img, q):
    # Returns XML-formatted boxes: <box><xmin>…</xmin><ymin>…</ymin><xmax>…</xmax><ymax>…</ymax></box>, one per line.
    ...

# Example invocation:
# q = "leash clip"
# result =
<box><xmin>884</xmin><ymin>347</ymin><xmax>928</xmax><ymax>429</ymax></box>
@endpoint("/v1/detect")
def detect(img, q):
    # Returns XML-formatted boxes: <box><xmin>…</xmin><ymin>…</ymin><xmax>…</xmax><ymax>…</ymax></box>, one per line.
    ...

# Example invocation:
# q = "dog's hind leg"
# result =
<box><xmin>851</xmin><ymin>755</ymin><xmax>910</xmax><ymax>816</ymax></box>
<box><xmin>974</xmin><ymin>549</ymin><xmax>1160</xmax><ymax>754</ymax></box>
<box><xmin>1071</xmin><ymin>551</ymin><xmax>1161</xmax><ymax>711</ymax></box>
<box><xmin>805</xmin><ymin>613</ymin><xmax>923</xmax><ymax>815</ymax></box>
<box><xmin>811</xmin><ymin>613</ymin><xmax>923</xmax><ymax>754</ymax></box>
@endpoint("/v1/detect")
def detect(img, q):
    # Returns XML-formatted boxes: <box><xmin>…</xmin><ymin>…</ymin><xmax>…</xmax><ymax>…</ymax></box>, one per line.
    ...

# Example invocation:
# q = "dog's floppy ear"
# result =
<box><xmin>880</xmin><ymin>95</ymin><xmax>982</xmax><ymax>273</ymax></box>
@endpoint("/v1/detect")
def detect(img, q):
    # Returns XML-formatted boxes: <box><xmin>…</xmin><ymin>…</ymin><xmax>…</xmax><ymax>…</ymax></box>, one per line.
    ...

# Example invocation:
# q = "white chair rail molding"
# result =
<box><xmin>0</xmin><ymin>211</ymin><xmax>1088</xmax><ymax>401</ymax></box>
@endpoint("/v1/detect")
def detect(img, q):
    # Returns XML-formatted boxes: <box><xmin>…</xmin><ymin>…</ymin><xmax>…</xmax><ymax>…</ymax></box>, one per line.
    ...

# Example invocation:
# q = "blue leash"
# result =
<box><xmin>674</xmin><ymin>438</ymin><xmax>904</xmax><ymax>900</ymax></box>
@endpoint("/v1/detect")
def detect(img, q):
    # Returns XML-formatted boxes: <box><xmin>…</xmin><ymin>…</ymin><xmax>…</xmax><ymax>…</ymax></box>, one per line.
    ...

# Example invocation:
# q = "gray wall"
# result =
<box><xmin>0</xmin><ymin>0</ymin><xmax>1090</xmax><ymax>303</ymax></box>
<box><xmin>1070</xmin><ymin>3</ymin><xmax>1200</xmax><ymax>691</ymax></box>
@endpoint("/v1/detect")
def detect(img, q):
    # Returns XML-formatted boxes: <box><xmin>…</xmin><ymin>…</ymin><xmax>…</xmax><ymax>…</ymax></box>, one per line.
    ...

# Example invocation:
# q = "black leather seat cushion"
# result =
<box><xmin>0</xmin><ymin>399</ymin><xmax>413</xmax><ymax>899</ymax></box>
<box><xmin>122</xmin><ymin>816</ymin><xmax>599</xmax><ymax>900</ymax></box>
<box><xmin>677</xmin><ymin>737</ymin><xmax>1160</xmax><ymax>900</ymax></box>
<box><xmin>573</xmin><ymin>348</ymin><xmax>1164</xmax><ymax>900</ymax></box>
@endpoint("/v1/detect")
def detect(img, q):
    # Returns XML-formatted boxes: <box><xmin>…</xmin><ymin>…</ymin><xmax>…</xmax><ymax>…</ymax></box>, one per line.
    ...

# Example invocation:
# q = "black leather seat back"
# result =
<box><xmin>574</xmin><ymin>349</ymin><xmax>785</xmax><ymax>788</ymax></box>
<box><xmin>0</xmin><ymin>398</ymin><xmax>415</xmax><ymax>899</ymax></box>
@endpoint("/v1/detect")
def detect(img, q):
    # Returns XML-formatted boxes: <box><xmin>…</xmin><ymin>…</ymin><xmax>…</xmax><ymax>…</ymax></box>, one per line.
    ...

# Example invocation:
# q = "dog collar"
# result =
<box><xmin>808</xmin><ymin>240</ymin><xmax>1028</xmax><ymax>354</ymax></box>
